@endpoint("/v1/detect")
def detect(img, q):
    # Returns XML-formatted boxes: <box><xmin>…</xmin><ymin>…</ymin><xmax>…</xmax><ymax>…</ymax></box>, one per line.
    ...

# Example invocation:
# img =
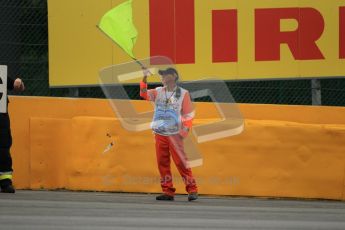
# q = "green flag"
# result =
<box><xmin>98</xmin><ymin>0</ymin><xmax>138</xmax><ymax>58</ymax></box>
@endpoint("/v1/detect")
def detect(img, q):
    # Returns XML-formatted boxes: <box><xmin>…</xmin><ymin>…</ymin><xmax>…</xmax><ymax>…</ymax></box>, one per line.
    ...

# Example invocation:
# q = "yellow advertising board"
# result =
<box><xmin>48</xmin><ymin>0</ymin><xmax>345</xmax><ymax>86</ymax></box>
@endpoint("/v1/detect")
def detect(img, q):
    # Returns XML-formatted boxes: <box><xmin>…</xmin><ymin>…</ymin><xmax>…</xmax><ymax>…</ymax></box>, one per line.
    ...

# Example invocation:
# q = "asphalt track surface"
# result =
<box><xmin>0</xmin><ymin>190</ymin><xmax>345</xmax><ymax>230</ymax></box>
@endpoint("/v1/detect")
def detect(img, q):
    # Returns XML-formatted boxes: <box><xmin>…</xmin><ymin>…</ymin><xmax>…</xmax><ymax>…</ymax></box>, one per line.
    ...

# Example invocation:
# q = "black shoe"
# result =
<box><xmin>188</xmin><ymin>192</ymin><xmax>198</xmax><ymax>201</ymax></box>
<box><xmin>0</xmin><ymin>179</ymin><xmax>15</xmax><ymax>193</ymax></box>
<box><xmin>1</xmin><ymin>184</ymin><xmax>15</xmax><ymax>193</ymax></box>
<box><xmin>156</xmin><ymin>194</ymin><xmax>174</xmax><ymax>201</ymax></box>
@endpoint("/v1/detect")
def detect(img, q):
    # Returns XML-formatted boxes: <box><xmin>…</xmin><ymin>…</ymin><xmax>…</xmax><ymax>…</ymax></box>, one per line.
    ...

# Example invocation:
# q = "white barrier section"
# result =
<box><xmin>0</xmin><ymin>65</ymin><xmax>7</xmax><ymax>113</ymax></box>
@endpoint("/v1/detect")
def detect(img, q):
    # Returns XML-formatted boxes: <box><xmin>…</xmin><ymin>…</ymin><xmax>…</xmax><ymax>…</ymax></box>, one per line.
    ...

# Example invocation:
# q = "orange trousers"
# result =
<box><xmin>155</xmin><ymin>133</ymin><xmax>198</xmax><ymax>196</ymax></box>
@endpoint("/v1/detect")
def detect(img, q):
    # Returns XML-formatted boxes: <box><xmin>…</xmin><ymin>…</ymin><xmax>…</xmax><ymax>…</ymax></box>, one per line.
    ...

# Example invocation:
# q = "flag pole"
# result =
<box><xmin>134</xmin><ymin>58</ymin><xmax>154</xmax><ymax>76</ymax></box>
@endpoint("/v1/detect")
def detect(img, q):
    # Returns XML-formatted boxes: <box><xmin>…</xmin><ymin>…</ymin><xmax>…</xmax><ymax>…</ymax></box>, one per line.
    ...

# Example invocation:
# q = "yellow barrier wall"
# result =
<box><xmin>8</xmin><ymin>96</ymin><xmax>345</xmax><ymax>200</ymax></box>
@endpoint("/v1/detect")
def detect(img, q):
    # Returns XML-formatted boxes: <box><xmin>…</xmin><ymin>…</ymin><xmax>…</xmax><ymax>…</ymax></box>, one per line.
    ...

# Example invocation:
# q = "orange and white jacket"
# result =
<box><xmin>140</xmin><ymin>81</ymin><xmax>194</xmax><ymax>137</ymax></box>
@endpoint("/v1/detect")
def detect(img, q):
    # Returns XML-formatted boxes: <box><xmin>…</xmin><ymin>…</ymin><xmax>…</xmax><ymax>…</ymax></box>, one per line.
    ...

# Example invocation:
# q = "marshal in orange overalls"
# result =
<box><xmin>140</xmin><ymin>77</ymin><xmax>198</xmax><ymax>197</ymax></box>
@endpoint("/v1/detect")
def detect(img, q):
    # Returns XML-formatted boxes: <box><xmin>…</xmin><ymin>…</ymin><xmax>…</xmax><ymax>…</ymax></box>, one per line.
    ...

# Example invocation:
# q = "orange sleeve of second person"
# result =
<box><xmin>140</xmin><ymin>81</ymin><xmax>157</xmax><ymax>101</ymax></box>
<box><xmin>181</xmin><ymin>91</ymin><xmax>195</xmax><ymax>131</ymax></box>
